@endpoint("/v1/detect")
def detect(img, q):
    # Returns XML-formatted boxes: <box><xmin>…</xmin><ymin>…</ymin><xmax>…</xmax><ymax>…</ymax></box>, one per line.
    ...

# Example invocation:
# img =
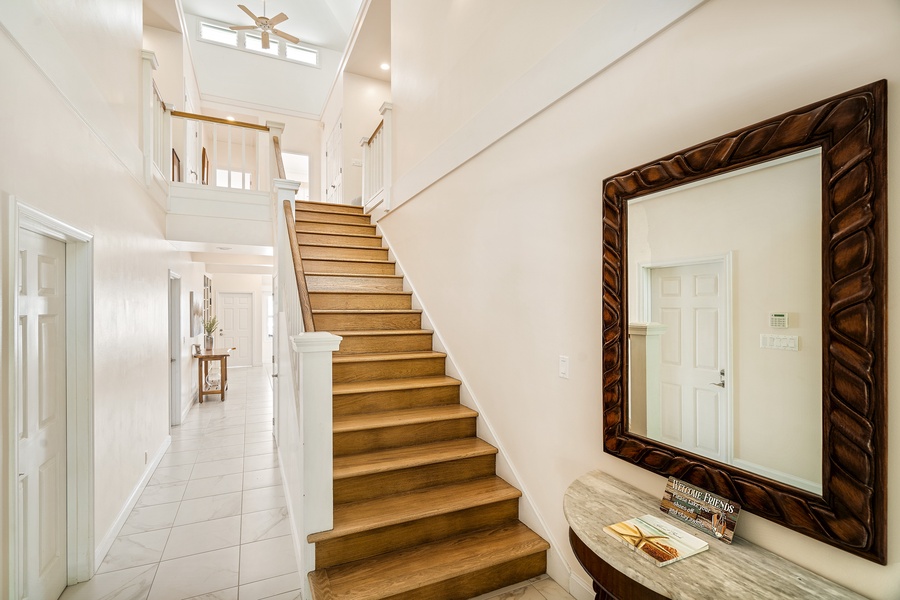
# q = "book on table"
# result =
<box><xmin>603</xmin><ymin>514</ymin><xmax>708</xmax><ymax>567</ymax></box>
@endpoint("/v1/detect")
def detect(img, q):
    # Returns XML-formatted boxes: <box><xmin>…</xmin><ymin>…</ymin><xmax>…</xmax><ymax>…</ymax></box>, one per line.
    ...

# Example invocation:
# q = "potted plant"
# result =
<box><xmin>203</xmin><ymin>316</ymin><xmax>218</xmax><ymax>350</ymax></box>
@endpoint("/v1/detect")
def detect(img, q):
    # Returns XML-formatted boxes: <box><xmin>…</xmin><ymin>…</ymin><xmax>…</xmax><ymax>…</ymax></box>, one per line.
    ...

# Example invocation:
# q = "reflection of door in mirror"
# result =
<box><xmin>646</xmin><ymin>260</ymin><xmax>727</xmax><ymax>463</ymax></box>
<box><xmin>627</xmin><ymin>149</ymin><xmax>823</xmax><ymax>495</ymax></box>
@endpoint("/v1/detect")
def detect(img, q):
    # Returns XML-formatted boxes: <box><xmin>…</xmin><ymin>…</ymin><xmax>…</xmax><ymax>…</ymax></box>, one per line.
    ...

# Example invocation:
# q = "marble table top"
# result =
<box><xmin>564</xmin><ymin>470</ymin><xmax>865</xmax><ymax>599</ymax></box>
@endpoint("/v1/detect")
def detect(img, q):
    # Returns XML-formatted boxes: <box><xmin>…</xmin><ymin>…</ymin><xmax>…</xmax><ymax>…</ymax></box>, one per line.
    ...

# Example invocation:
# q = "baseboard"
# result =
<box><xmin>93</xmin><ymin>435</ymin><xmax>171</xmax><ymax>569</ymax></box>
<box><xmin>569</xmin><ymin>572</ymin><xmax>595</xmax><ymax>600</ymax></box>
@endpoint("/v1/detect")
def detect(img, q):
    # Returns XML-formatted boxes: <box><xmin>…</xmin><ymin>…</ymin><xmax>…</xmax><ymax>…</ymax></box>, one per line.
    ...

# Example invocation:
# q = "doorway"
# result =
<box><xmin>9</xmin><ymin>203</ymin><xmax>94</xmax><ymax>596</ymax></box>
<box><xmin>218</xmin><ymin>291</ymin><xmax>252</xmax><ymax>367</ymax></box>
<box><xmin>325</xmin><ymin>119</ymin><xmax>343</xmax><ymax>204</ymax></box>
<box><xmin>643</xmin><ymin>258</ymin><xmax>731</xmax><ymax>463</ymax></box>
<box><xmin>168</xmin><ymin>272</ymin><xmax>182</xmax><ymax>426</ymax></box>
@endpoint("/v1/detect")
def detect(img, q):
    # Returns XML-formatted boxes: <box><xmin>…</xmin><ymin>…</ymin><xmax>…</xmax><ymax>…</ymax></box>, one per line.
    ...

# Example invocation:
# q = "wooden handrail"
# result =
<box><xmin>366</xmin><ymin>119</ymin><xmax>384</xmax><ymax>146</ymax></box>
<box><xmin>283</xmin><ymin>200</ymin><xmax>315</xmax><ymax>332</ymax></box>
<box><xmin>171</xmin><ymin>110</ymin><xmax>270</xmax><ymax>132</ymax></box>
<box><xmin>273</xmin><ymin>135</ymin><xmax>286</xmax><ymax>180</ymax></box>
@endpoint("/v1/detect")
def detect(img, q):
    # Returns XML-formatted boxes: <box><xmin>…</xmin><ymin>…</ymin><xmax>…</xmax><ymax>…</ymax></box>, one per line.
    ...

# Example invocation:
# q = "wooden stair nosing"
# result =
<box><xmin>296</xmin><ymin>201</ymin><xmax>364</xmax><ymax>214</ymax></box>
<box><xmin>308</xmin><ymin>522</ymin><xmax>549</xmax><ymax>599</ymax></box>
<box><xmin>308</xmin><ymin>477</ymin><xmax>521</xmax><ymax>543</ymax></box>
<box><xmin>306</xmin><ymin>272</ymin><xmax>403</xmax><ymax>280</ymax></box>
<box><xmin>296</xmin><ymin>230</ymin><xmax>382</xmax><ymax>241</ymax></box>
<box><xmin>331</xmin><ymin>328</ymin><xmax>429</xmax><ymax>336</ymax></box>
<box><xmin>299</xmin><ymin>242</ymin><xmax>385</xmax><ymax>252</ymax></box>
<box><xmin>332</xmin><ymin>438</ymin><xmax>498</xmax><ymax>481</ymax></box>
<box><xmin>332</xmin><ymin>350</ymin><xmax>444</xmax><ymax>364</ymax></box>
<box><xmin>332</xmin><ymin>375</ymin><xmax>460</xmax><ymax>396</ymax></box>
<box><xmin>332</xmin><ymin>404</ymin><xmax>476</xmax><ymax>434</ymax></box>
<box><xmin>315</xmin><ymin>309</ymin><xmax>422</xmax><ymax>316</ymax></box>
<box><xmin>296</xmin><ymin>217</ymin><xmax>374</xmax><ymax>228</ymax></box>
<box><xmin>302</xmin><ymin>257</ymin><xmax>395</xmax><ymax>267</ymax></box>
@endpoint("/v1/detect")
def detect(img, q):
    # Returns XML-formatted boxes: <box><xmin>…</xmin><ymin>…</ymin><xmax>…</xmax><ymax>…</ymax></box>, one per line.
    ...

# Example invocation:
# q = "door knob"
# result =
<box><xmin>710</xmin><ymin>368</ymin><xmax>726</xmax><ymax>388</ymax></box>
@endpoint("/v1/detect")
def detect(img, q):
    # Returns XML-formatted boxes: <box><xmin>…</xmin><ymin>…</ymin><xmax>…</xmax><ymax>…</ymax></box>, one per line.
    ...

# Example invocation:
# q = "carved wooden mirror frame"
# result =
<box><xmin>602</xmin><ymin>80</ymin><xmax>887</xmax><ymax>563</ymax></box>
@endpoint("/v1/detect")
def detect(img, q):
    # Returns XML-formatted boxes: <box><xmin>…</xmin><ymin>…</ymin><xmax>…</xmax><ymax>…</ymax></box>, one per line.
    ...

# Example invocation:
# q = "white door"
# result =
<box><xmin>650</xmin><ymin>260</ymin><xmax>728</xmax><ymax>462</ymax></box>
<box><xmin>325</xmin><ymin>119</ymin><xmax>343</xmax><ymax>204</ymax></box>
<box><xmin>169</xmin><ymin>274</ymin><xmax>182</xmax><ymax>426</ymax></box>
<box><xmin>17</xmin><ymin>228</ymin><xmax>68</xmax><ymax>600</ymax></box>
<box><xmin>219</xmin><ymin>292</ymin><xmax>252</xmax><ymax>367</ymax></box>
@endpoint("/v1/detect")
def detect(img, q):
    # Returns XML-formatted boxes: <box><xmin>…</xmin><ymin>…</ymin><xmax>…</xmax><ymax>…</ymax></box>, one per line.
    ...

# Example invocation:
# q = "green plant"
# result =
<box><xmin>203</xmin><ymin>316</ymin><xmax>219</xmax><ymax>336</ymax></box>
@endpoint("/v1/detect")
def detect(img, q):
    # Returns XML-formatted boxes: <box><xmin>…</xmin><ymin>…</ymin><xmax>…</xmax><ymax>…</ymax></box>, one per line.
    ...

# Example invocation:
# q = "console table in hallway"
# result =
<box><xmin>564</xmin><ymin>471</ymin><xmax>864</xmax><ymax>600</ymax></box>
<box><xmin>194</xmin><ymin>347</ymin><xmax>231</xmax><ymax>402</ymax></box>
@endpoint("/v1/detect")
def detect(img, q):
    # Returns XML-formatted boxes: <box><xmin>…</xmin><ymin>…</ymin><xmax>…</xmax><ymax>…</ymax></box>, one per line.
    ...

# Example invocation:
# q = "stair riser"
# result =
<box><xmin>297</xmin><ymin>232</ymin><xmax>383</xmax><ymax>247</ymax></box>
<box><xmin>333</xmin><ymin>357</ymin><xmax>444</xmax><ymax>384</ymax></box>
<box><xmin>334</xmin><ymin>455</ymin><xmax>497</xmax><ymax>504</ymax></box>
<box><xmin>335</xmin><ymin>333</ymin><xmax>432</xmax><ymax>355</ymax></box>
<box><xmin>333</xmin><ymin>385</ymin><xmax>459</xmax><ymax>416</ymax></box>
<box><xmin>302</xmin><ymin>259</ymin><xmax>395</xmax><ymax>276</ymax></box>
<box><xmin>314</xmin><ymin>500</ymin><xmax>520</xmax><ymax>569</ymax></box>
<box><xmin>298</xmin><ymin>221</ymin><xmax>376</xmax><ymax>236</ymax></box>
<box><xmin>315</xmin><ymin>312</ymin><xmax>422</xmax><ymax>332</ymax></box>
<box><xmin>296</xmin><ymin>210</ymin><xmax>372</xmax><ymax>225</ymax></box>
<box><xmin>310</xmin><ymin>293</ymin><xmax>411</xmax><ymax>311</ymax></box>
<box><xmin>333</xmin><ymin>418</ymin><xmax>476</xmax><ymax>456</ymax></box>
<box><xmin>386</xmin><ymin>554</ymin><xmax>548</xmax><ymax>600</ymax></box>
<box><xmin>306</xmin><ymin>275</ymin><xmax>404</xmax><ymax>292</ymax></box>
<box><xmin>300</xmin><ymin>245</ymin><xmax>389</xmax><ymax>261</ymax></box>
<box><xmin>296</xmin><ymin>202</ymin><xmax>363</xmax><ymax>216</ymax></box>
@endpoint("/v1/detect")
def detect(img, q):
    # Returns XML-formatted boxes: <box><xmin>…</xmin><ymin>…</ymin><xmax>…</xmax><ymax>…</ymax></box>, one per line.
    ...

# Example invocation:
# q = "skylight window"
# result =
<box><xmin>286</xmin><ymin>44</ymin><xmax>318</xmax><ymax>66</ymax></box>
<box><xmin>246</xmin><ymin>34</ymin><xmax>280</xmax><ymax>55</ymax></box>
<box><xmin>198</xmin><ymin>21</ymin><xmax>319</xmax><ymax>68</ymax></box>
<box><xmin>200</xmin><ymin>23</ymin><xmax>238</xmax><ymax>46</ymax></box>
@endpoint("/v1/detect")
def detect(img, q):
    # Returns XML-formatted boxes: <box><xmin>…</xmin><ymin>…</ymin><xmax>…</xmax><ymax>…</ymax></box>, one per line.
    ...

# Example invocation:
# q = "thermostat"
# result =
<box><xmin>769</xmin><ymin>313</ymin><xmax>789</xmax><ymax>328</ymax></box>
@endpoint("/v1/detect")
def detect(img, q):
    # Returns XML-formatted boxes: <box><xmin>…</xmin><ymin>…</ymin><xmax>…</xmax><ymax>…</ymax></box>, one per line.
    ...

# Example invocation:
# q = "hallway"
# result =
<box><xmin>61</xmin><ymin>366</ymin><xmax>300</xmax><ymax>600</ymax></box>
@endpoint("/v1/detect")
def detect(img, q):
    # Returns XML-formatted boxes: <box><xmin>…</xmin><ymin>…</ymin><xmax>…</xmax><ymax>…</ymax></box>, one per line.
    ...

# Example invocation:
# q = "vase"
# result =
<box><xmin>204</xmin><ymin>335</ymin><xmax>214</xmax><ymax>350</ymax></box>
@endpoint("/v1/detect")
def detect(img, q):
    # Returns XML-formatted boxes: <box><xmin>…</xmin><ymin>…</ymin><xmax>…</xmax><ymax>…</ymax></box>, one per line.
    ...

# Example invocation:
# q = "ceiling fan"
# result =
<box><xmin>229</xmin><ymin>2</ymin><xmax>300</xmax><ymax>49</ymax></box>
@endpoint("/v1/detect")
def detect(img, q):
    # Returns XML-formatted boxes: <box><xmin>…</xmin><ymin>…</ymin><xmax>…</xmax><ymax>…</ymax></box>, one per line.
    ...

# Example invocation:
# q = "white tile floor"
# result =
<box><xmin>60</xmin><ymin>366</ymin><xmax>576</xmax><ymax>600</ymax></box>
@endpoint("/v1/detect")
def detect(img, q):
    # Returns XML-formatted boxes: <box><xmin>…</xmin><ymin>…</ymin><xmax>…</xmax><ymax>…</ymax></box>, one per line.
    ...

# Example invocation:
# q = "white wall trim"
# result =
<box><xmin>7</xmin><ymin>199</ymin><xmax>96</xmax><ymax>592</ymax></box>
<box><xmin>568</xmin><ymin>572</ymin><xmax>595</xmax><ymax>600</ymax></box>
<box><xmin>93</xmin><ymin>436</ymin><xmax>171</xmax><ymax>568</ymax></box>
<box><xmin>389</xmin><ymin>0</ymin><xmax>706</xmax><ymax>211</ymax></box>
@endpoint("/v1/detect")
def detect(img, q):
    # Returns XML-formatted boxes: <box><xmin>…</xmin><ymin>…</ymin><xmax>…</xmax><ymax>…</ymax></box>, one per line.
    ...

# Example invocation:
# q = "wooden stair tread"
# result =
<box><xmin>308</xmin><ymin>477</ymin><xmax>520</xmax><ymax>543</ymax></box>
<box><xmin>333</xmin><ymin>405</ymin><xmax>476</xmax><ymax>433</ymax></box>
<box><xmin>333</xmin><ymin>438</ymin><xmax>497</xmax><ymax>480</ymax></box>
<box><xmin>297</xmin><ymin>218</ymin><xmax>373</xmax><ymax>226</ymax></box>
<box><xmin>300</xmin><ymin>242</ymin><xmax>385</xmax><ymax>251</ymax></box>
<box><xmin>333</xmin><ymin>376</ymin><xmax>460</xmax><ymax>395</ymax></box>
<box><xmin>315</xmin><ymin>309</ymin><xmax>422</xmax><ymax>315</ymax></box>
<box><xmin>303</xmin><ymin>257</ymin><xmax>394</xmax><ymax>266</ymax></box>
<box><xmin>308</xmin><ymin>522</ymin><xmax>548</xmax><ymax>600</ymax></box>
<box><xmin>297</xmin><ymin>230</ymin><xmax>381</xmax><ymax>239</ymax></box>
<box><xmin>309</xmin><ymin>291</ymin><xmax>411</xmax><ymax>297</ymax></box>
<box><xmin>332</xmin><ymin>351</ymin><xmax>444</xmax><ymax>364</ymax></box>
<box><xmin>307</xmin><ymin>272</ymin><xmax>402</xmax><ymax>279</ymax></box>
<box><xmin>332</xmin><ymin>329</ymin><xmax>429</xmax><ymax>336</ymax></box>
<box><xmin>296</xmin><ymin>201</ymin><xmax>363</xmax><ymax>213</ymax></box>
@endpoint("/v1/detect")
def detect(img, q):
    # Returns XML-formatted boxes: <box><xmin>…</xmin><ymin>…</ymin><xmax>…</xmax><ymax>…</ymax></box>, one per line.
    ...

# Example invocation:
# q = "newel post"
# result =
<box><xmin>140</xmin><ymin>50</ymin><xmax>159</xmax><ymax>186</ymax></box>
<box><xmin>290</xmin><ymin>332</ymin><xmax>341</xmax><ymax>585</ymax></box>
<box><xmin>379</xmin><ymin>102</ymin><xmax>393</xmax><ymax>210</ymax></box>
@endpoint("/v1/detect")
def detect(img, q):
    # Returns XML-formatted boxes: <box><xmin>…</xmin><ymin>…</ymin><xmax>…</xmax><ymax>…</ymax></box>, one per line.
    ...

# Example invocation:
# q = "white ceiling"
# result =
<box><xmin>179</xmin><ymin>0</ymin><xmax>363</xmax><ymax>51</ymax></box>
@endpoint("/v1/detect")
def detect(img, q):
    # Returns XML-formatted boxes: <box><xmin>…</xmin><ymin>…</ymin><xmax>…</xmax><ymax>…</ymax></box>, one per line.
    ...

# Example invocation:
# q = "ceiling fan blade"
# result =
<box><xmin>262</xmin><ymin>31</ymin><xmax>270</xmax><ymax>49</ymax></box>
<box><xmin>267</xmin><ymin>12</ymin><xmax>288</xmax><ymax>27</ymax></box>
<box><xmin>272</xmin><ymin>28</ymin><xmax>299</xmax><ymax>44</ymax></box>
<box><xmin>237</xmin><ymin>4</ymin><xmax>258</xmax><ymax>22</ymax></box>
<box><xmin>229</xmin><ymin>25</ymin><xmax>258</xmax><ymax>31</ymax></box>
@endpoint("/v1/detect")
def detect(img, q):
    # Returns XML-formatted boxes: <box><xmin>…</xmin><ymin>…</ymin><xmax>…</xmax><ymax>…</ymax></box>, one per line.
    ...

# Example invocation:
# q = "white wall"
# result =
<box><xmin>382</xmin><ymin>1</ymin><xmax>900</xmax><ymax>598</ymax></box>
<box><xmin>0</xmin><ymin>0</ymin><xmax>210</xmax><ymax>584</ymax></box>
<box><xmin>143</xmin><ymin>26</ymin><xmax>184</xmax><ymax>109</ymax></box>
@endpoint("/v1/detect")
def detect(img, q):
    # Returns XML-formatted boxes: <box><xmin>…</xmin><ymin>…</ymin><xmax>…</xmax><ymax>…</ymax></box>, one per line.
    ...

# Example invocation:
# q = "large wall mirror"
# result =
<box><xmin>601</xmin><ymin>80</ymin><xmax>887</xmax><ymax>563</ymax></box>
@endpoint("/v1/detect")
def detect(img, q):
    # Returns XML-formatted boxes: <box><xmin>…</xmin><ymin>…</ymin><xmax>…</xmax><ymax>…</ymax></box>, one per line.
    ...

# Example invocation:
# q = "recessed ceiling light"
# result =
<box><xmin>380</xmin><ymin>63</ymin><xmax>390</xmax><ymax>71</ymax></box>
<box><xmin>217</xmin><ymin>246</ymin><xmax>232</xmax><ymax>251</ymax></box>
<box><xmin>225</xmin><ymin>116</ymin><xmax>235</xmax><ymax>121</ymax></box>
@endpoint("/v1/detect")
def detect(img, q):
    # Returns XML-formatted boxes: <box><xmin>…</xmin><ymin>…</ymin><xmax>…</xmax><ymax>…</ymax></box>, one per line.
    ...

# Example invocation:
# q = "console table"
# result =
<box><xmin>564</xmin><ymin>471</ymin><xmax>864</xmax><ymax>600</ymax></box>
<box><xmin>194</xmin><ymin>347</ymin><xmax>230</xmax><ymax>402</ymax></box>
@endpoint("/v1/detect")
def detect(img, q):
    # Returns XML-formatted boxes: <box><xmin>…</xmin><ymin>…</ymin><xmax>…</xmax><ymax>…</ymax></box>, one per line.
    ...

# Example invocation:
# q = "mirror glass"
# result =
<box><xmin>626</xmin><ymin>149</ymin><xmax>823</xmax><ymax>494</ymax></box>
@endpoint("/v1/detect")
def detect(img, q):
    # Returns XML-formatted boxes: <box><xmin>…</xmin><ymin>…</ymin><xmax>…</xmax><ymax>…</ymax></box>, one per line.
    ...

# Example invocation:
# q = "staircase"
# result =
<box><xmin>295</xmin><ymin>200</ymin><xmax>549</xmax><ymax>599</ymax></box>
